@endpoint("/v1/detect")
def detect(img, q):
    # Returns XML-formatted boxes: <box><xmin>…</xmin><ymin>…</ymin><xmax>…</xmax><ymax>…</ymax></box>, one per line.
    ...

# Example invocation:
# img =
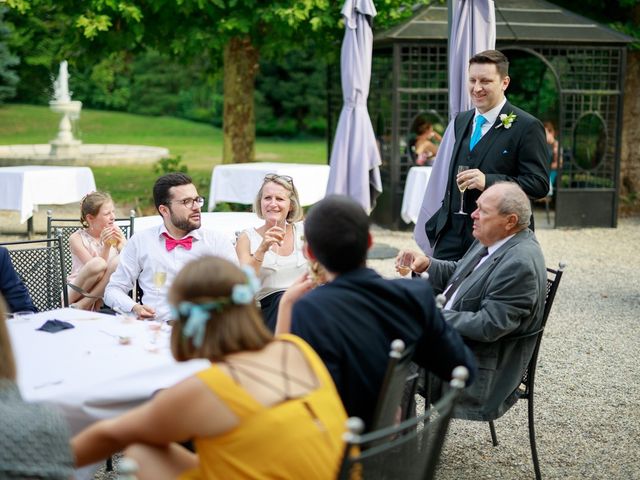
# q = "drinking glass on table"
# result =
<box><xmin>455</xmin><ymin>165</ymin><xmax>470</xmax><ymax>215</ymax></box>
<box><xmin>9</xmin><ymin>311</ymin><xmax>34</xmax><ymax>322</ymax></box>
<box><xmin>145</xmin><ymin>316</ymin><xmax>162</xmax><ymax>349</ymax></box>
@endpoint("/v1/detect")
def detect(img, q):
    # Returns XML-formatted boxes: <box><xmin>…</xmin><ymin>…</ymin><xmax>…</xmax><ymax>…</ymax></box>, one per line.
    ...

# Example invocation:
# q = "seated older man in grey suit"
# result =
<box><xmin>398</xmin><ymin>182</ymin><xmax>546</xmax><ymax>420</ymax></box>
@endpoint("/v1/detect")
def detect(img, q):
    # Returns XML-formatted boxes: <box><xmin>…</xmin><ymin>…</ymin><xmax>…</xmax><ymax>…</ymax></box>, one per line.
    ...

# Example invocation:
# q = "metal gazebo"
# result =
<box><xmin>328</xmin><ymin>0</ymin><xmax>633</xmax><ymax>229</ymax></box>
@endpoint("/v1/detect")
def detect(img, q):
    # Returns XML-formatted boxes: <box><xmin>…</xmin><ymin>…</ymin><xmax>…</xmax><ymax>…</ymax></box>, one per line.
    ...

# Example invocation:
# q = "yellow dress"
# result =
<box><xmin>179</xmin><ymin>334</ymin><xmax>347</xmax><ymax>480</ymax></box>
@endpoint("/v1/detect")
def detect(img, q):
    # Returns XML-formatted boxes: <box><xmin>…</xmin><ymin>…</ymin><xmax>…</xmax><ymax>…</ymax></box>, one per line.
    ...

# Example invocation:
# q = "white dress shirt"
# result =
<box><xmin>473</xmin><ymin>97</ymin><xmax>508</xmax><ymax>140</ymax></box>
<box><xmin>443</xmin><ymin>233</ymin><xmax>515</xmax><ymax>310</ymax></box>
<box><xmin>105</xmin><ymin>224</ymin><xmax>238</xmax><ymax>321</ymax></box>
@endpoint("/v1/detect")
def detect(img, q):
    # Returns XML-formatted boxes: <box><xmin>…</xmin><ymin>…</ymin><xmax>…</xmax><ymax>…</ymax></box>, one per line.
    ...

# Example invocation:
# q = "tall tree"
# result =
<box><xmin>0</xmin><ymin>6</ymin><xmax>19</xmax><ymax>104</ymax></box>
<box><xmin>6</xmin><ymin>0</ymin><xmax>423</xmax><ymax>163</ymax></box>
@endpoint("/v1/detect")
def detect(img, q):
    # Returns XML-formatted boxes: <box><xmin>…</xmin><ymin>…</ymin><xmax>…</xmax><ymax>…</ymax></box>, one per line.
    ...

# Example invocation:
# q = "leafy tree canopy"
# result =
<box><xmin>552</xmin><ymin>0</ymin><xmax>640</xmax><ymax>49</ymax></box>
<box><xmin>5</xmin><ymin>0</ymin><xmax>426</xmax><ymax>66</ymax></box>
<box><xmin>0</xmin><ymin>6</ymin><xmax>20</xmax><ymax>103</ymax></box>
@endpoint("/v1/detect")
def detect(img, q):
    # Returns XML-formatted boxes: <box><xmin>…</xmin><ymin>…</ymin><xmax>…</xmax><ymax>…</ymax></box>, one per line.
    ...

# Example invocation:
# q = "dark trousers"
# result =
<box><xmin>433</xmin><ymin>213</ymin><xmax>475</xmax><ymax>261</ymax></box>
<box><xmin>259</xmin><ymin>290</ymin><xmax>284</xmax><ymax>332</ymax></box>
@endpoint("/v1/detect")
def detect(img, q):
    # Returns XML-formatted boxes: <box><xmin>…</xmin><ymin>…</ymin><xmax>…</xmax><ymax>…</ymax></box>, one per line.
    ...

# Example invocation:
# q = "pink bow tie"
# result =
<box><xmin>162</xmin><ymin>233</ymin><xmax>193</xmax><ymax>252</ymax></box>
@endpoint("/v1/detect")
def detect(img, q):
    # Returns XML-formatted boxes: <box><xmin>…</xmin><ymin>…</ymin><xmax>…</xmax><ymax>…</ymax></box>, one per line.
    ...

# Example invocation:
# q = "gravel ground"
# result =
<box><xmin>369</xmin><ymin>213</ymin><xmax>640</xmax><ymax>480</ymax></box>
<box><xmin>3</xmin><ymin>205</ymin><xmax>639</xmax><ymax>479</ymax></box>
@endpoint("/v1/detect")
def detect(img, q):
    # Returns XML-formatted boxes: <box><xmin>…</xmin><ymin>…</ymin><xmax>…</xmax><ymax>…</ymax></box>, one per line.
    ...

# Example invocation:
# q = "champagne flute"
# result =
<box><xmin>271</xmin><ymin>217</ymin><xmax>287</xmax><ymax>266</ymax></box>
<box><xmin>107</xmin><ymin>226</ymin><xmax>119</xmax><ymax>248</ymax></box>
<box><xmin>397</xmin><ymin>252</ymin><xmax>413</xmax><ymax>278</ymax></box>
<box><xmin>456</xmin><ymin>165</ymin><xmax>470</xmax><ymax>215</ymax></box>
<box><xmin>153</xmin><ymin>270</ymin><xmax>167</xmax><ymax>291</ymax></box>
<box><xmin>152</xmin><ymin>269</ymin><xmax>168</xmax><ymax>330</ymax></box>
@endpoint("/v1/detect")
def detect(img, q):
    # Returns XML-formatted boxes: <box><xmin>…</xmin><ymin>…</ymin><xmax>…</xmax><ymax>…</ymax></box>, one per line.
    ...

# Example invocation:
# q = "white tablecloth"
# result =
<box><xmin>401</xmin><ymin>166</ymin><xmax>433</xmax><ymax>224</ymax></box>
<box><xmin>0</xmin><ymin>166</ymin><xmax>96</xmax><ymax>223</ymax></box>
<box><xmin>208</xmin><ymin>162</ymin><xmax>330</xmax><ymax>211</ymax></box>
<box><xmin>10</xmin><ymin>308</ymin><xmax>209</xmax><ymax>434</ymax></box>
<box><xmin>134</xmin><ymin>212</ymin><xmax>263</xmax><ymax>241</ymax></box>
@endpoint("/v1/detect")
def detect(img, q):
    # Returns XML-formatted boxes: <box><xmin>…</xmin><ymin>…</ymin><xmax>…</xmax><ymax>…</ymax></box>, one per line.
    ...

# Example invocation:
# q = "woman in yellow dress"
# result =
<box><xmin>71</xmin><ymin>256</ymin><xmax>347</xmax><ymax>479</ymax></box>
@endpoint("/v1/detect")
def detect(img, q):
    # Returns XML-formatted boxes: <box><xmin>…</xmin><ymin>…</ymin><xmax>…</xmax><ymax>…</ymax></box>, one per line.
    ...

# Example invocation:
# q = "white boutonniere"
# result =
<box><xmin>496</xmin><ymin>112</ymin><xmax>517</xmax><ymax>129</ymax></box>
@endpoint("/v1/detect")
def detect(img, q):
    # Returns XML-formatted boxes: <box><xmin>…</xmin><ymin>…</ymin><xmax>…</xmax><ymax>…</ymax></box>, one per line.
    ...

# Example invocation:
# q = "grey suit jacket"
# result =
<box><xmin>428</xmin><ymin>229</ymin><xmax>547</xmax><ymax>420</ymax></box>
<box><xmin>426</xmin><ymin>102</ymin><xmax>550</xmax><ymax>244</ymax></box>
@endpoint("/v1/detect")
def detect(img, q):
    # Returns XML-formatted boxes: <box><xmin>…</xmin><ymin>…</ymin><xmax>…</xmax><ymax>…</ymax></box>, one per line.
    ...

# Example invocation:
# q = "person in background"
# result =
<box><xmin>73</xmin><ymin>256</ymin><xmax>347</xmax><ymax>480</ymax></box>
<box><xmin>0</xmin><ymin>294</ymin><xmax>74</xmax><ymax>478</ymax></box>
<box><xmin>235</xmin><ymin>174</ymin><xmax>307</xmax><ymax>331</ymax></box>
<box><xmin>276</xmin><ymin>195</ymin><xmax>476</xmax><ymax>428</ymax></box>
<box><xmin>409</xmin><ymin>115</ymin><xmax>442</xmax><ymax>166</ymax></box>
<box><xmin>67</xmin><ymin>191</ymin><xmax>126</xmax><ymax>310</ymax></box>
<box><xmin>0</xmin><ymin>247</ymin><xmax>36</xmax><ymax>313</ymax></box>
<box><xmin>105</xmin><ymin>173</ymin><xmax>237</xmax><ymax>322</ymax></box>
<box><xmin>543</xmin><ymin>120</ymin><xmax>560</xmax><ymax>193</ymax></box>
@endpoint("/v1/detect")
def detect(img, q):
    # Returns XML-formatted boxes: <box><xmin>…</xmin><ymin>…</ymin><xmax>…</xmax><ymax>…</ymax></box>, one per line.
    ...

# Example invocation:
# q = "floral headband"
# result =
<box><xmin>171</xmin><ymin>266</ymin><xmax>261</xmax><ymax>348</ymax></box>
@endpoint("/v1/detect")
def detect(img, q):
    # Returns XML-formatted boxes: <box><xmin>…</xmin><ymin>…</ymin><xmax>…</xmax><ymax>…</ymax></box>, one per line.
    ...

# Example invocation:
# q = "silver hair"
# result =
<box><xmin>494</xmin><ymin>182</ymin><xmax>531</xmax><ymax>229</ymax></box>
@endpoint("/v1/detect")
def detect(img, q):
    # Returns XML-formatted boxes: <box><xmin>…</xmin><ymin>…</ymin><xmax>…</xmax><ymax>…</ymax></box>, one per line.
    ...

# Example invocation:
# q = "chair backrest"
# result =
<box><xmin>370</xmin><ymin>339</ymin><xmax>417</xmax><ymax>431</ymax></box>
<box><xmin>46</xmin><ymin>209</ymin><xmax>136</xmax><ymax>276</ymax></box>
<box><xmin>0</xmin><ymin>234</ymin><xmax>68</xmax><ymax>311</ymax></box>
<box><xmin>337</xmin><ymin>366</ymin><xmax>469</xmax><ymax>480</ymax></box>
<box><xmin>519</xmin><ymin>262</ymin><xmax>566</xmax><ymax>397</ymax></box>
<box><xmin>541</xmin><ymin>263</ymin><xmax>565</xmax><ymax>332</ymax></box>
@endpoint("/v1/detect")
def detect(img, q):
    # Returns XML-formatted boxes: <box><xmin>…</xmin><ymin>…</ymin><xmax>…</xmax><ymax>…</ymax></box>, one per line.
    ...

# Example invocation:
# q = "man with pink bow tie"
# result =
<box><xmin>105</xmin><ymin>173</ymin><xmax>238</xmax><ymax>321</ymax></box>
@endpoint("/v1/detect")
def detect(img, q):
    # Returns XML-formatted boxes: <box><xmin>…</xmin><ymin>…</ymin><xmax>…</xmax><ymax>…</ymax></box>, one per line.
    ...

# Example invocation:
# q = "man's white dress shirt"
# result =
<box><xmin>443</xmin><ymin>233</ymin><xmax>515</xmax><ymax>310</ymax></box>
<box><xmin>473</xmin><ymin>97</ymin><xmax>508</xmax><ymax>141</ymax></box>
<box><xmin>105</xmin><ymin>224</ymin><xmax>238</xmax><ymax>321</ymax></box>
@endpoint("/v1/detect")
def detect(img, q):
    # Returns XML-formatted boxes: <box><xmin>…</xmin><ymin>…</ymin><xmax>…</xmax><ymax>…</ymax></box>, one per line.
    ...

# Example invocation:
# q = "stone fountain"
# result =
<box><xmin>49</xmin><ymin>60</ymin><xmax>83</xmax><ymax>157</ymax></box>
<box><xmin>0</xmin><ymin>61</ymin><xmax>169</xmax><ymax>166</ymax></box>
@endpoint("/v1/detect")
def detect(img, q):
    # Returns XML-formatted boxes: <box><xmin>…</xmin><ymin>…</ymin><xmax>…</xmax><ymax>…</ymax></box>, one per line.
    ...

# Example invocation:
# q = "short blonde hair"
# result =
<box><xmin>0</xmin><ymin>295</ymin><xmax>16</xmax><ymax>380</ymax></box>
<box><xmin>169</xmin><ymin>256</ymin><xmax>272</xmax><ymax>362</ymax></box>
<box><xmin>253</xmin><ymin>175</ymin><xmax>303</xmax><ymax>223</ymax></box>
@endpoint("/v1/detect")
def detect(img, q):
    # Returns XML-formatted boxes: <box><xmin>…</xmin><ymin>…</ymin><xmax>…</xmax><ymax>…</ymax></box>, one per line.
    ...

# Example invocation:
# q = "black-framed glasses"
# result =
<box><xmin>169</xmin><ymin>196</ymin><xmax>205</xmax><ymax>209</ymax></box>
<box><xmin>264</xmin><ymin>174</ymin><xmax>294</xmax><ymax>186</ymax></box>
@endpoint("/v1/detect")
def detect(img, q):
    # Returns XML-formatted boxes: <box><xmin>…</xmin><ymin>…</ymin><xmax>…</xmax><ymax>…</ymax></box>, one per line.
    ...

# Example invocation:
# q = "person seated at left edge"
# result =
<box><xmin>0</xmin><ymin>247</ymin><xmax>36</xmax><ymax>313</ymax></box>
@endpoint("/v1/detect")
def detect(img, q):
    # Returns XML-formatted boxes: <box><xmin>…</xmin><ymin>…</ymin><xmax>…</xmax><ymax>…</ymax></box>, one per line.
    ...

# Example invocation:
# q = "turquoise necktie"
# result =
<box><xmin>469</xmin><ymin>115</ymin><xmax>487</xmax><ymax>150</ymax></box>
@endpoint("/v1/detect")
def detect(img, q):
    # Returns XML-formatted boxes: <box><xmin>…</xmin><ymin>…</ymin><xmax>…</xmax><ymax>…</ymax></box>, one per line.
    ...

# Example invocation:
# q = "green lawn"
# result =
<box><xmin>0</xmin><ymin>104</ymin><xmax>327</xmax><ymax>212</ymax></box>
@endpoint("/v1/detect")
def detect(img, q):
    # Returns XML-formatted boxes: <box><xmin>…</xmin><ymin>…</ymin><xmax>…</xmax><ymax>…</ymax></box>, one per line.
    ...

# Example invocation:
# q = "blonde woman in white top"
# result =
<box><xmin>67</xmin><ymin>192</ymin><xmax>126</xmax><ymax>310</ymax></box>
<box><xmin>235</xmin><ymin>174</ymin><xmax>306</xmax><ymax>330</ymax></box>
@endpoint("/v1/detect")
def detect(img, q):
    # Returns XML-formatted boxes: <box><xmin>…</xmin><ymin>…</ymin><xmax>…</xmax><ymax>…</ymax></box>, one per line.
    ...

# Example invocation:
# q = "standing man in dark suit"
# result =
<box><xmin>400</xmin><ymin>182</ymin><xmax>547</xmax><ymax>420</ymax></box>
<box><xmin>425</xmin><ymin>50</ymin><xmax>549</xmax><ymax>261</ymax></box>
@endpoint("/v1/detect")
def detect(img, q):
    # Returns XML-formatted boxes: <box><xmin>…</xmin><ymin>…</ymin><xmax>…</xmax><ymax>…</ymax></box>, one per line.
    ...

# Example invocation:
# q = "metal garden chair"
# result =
<box><xmin>337</xmin><ymin>366</ymin><xmax>469</xmax><ymax>480</ymax></box>
<box><xmin>47</xmin><ymin>209</ymin><xmax>139</xmax><ymax>306</ymax></box>
<box><xmin>425</xmin><ymin>261</ymin><xmax>566</xmax><ymax>480</ymax></box>
<box><xmin>46</xmin><ymin>209</ymin><xmax>136</xmax><ymax>278</ymax></box>
<box><xmin>485</xmin><ymin>262</ymin><xmax>566</xmax><ymax>479</ymax></box>
<box><xmin>0</xmin><ymin>233</ymin><xmax>68</xmax><ymax>311</ymax></box>
<box><xmin>369</xmin><ymin>339</ymin><xmax>418</xmax><ymax>431</ymax></box>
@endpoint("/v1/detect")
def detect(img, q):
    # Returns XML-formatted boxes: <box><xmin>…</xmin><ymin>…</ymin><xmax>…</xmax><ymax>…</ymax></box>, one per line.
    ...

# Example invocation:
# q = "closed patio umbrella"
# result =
<box><xmin>414</xmin><ymin>0</ymin><xmax>495</xmax><ymax>253</ymax></box>
<box><xmin>326</xmin><ymin>0</ymin><xmax>382</xmax><ymax>214</ymax></box>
